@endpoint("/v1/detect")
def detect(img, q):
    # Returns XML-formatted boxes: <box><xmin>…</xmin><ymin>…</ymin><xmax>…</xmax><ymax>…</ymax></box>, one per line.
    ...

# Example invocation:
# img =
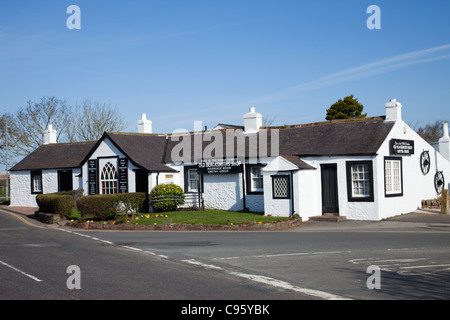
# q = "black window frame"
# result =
<box><xmin>31</xmin><ymin>170</ymin><xmax>43</xmax><ymax>194</ymax></box>
<box><xmin>346</xmin><ymin>160</ymin><xmax>374</xmax><ymax>202</ymax></box>
<box><xmin>246</xmin><ymin>164</ymin><xmax>264</xmax><ymax>195</ymax></box>
<box><xmin>384</xmin><ymin>156</ymin><xmax>403</xmax><ymax>197</ymax></box>
<box><xmin>183</xmin><ymin>165</ymin><xmax>204</xmax><ymax>194</ymax></box>
<box><xmin>271</xmin><ymin>174</ymin><xmax>291</xmax><ymax>199</ymax></box>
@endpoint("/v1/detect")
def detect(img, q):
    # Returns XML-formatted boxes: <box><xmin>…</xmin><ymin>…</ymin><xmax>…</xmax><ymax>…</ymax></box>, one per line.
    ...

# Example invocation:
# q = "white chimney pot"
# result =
<box><xmin>244</xmin><ymin>107</ymin><xmax>262</xmax><ymax>133</ymax></box>
<box><xmin>385</xmin><ymin>98</ymin><xmax>402</xmax><ymax>122</ymax></box>
<box><xmin>138</xmin><ymin>113</ymin><xmax>152</xmax><ymax>134</ymax></box>
<box><xmin>43</xmin><ymin>124</ymin><xmax>57</xmax><ymax>145</ymax></box>
<box><xmin>438</xmin><ymin>122</ymin><xmax>450</xmax><ymax>161</ymax></box>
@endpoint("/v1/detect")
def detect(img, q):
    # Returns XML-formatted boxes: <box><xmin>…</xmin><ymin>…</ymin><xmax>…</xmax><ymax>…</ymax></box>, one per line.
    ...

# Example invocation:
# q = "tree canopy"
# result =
<box><xmin>326</xmin><ymin>95</ymin><xmax>367</xmax><ymax>120</ymax></box>
<box><xmin>1</xmin><ymin>96</ymin><xmax>127</xmax><ymax>168</ymax></box>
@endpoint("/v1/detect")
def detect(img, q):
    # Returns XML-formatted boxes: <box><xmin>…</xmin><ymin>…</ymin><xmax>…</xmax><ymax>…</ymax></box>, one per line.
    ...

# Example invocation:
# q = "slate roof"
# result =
<box><xmin>11</xmin><ymin>116</ymin><xmax>395</xmax><ymax>172</ymax></box>
<box><xmin>10</xmin><ymin>142</ymin><xmax>96</xmax><ymax>171</ymax></box>
<box><xmin>277</xmin><ymin>117</ymin><xmax>395</xmax><ymax>157</ymax></box>
<box><xmin>88</xmin><ymin>132</ymin><xmax>176</xmax><ymax>172</ymax></box>
<box><xmin>165</xmin><ymin>117</ymin><xmax>394</xmax><ymax>162</ymax></box>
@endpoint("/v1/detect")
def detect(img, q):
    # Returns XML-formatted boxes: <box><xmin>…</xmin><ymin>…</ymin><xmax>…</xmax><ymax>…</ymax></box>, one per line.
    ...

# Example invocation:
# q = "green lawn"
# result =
<box><xmin>123</xmin><ymin>210</ymin><xmax>291</xmax><ymax>225</ymax></box>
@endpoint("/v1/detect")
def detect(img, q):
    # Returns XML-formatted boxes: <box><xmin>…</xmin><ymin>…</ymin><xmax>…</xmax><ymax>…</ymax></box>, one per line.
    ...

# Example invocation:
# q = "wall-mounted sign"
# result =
<box><xmin>88</xmin><ymin>159</ymin><xmax>98</xmax><ymax>195</ymax></box>
<box><xmin>197</xmin><ymin>159</ymin><xmax>243</xmax><ymax>174</ymax></box>
<box><xmin>390</xmin><ymin>139</ymin><xmax>414</xmax><ymax>155</ymax></box>
<box><xmin>118</xmin><ymin>158</ymin><xmax>128</xmax><ymax>193</ymax></box>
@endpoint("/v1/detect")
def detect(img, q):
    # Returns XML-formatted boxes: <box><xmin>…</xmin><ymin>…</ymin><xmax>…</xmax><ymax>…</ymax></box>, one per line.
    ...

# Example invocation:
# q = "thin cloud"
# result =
<box><xmin>250</xmin><ymin>44</ymin><xmax>450</xmax><ymax>105</ymax></box>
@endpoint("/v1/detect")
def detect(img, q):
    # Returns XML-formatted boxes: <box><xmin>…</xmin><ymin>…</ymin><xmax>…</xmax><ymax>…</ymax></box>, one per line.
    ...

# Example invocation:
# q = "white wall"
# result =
<box><xmin>300</xmin><ymin>156</ymin><xmax>379</xmax><ymax>220</ymax></box>
<box><xmin>263</xmin><ymin>172</ymin><xmax>292</xmax><ymax>217</ymax></box>
<box><xmin>81</xmin><ymin>138</ymin><xmax>139</xmax><ymax>195</ymax></box>
<box><xmin>10</xmin><ymin>168</ymin><xmax>80</xmax><ymax>207</ymax></box>
<box><xmin>203</xmin><ymin>173</ymin><xmax>244</xmax><ymax>211</ymax></box>
<box><xmin>376</xmin><ymin>121</ymin><xmax>450</xmax><ymax>220</ymax></box>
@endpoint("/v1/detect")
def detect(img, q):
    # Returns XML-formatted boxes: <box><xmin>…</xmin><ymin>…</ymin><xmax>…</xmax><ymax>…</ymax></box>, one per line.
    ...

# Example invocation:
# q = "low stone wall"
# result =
<box><xmin>34</xmin><ymin>211</ymin><xmax>63</xmax><ymax>224</ymax></box>
<box><xmin>421</xmin><ymin>199</ymin><xmax>441</xmax><ymax>209</ymax></box>
<box><xmin>66</xmin><ymin>218</ymin><xmax>303</xmax><ymax>231</ymax></box>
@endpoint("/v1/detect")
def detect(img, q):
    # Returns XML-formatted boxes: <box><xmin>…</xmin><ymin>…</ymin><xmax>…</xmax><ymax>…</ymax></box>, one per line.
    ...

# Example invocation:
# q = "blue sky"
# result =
<box><xmin>1</xmin><ymin>0</ymin><xmax>449</xmax><ymax>134</ymax></box>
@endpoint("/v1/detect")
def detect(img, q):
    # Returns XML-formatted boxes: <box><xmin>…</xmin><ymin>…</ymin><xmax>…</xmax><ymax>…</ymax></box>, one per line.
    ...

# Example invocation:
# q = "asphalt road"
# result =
<box><xmin>0</xmin><ymin>209</ymin><xmax>317</xmax><ymax>301</ymax></box>
<box><xmin>1</xmin><ymin>208</ymin><xmax>450</xmax><ymax>302</ymax></box>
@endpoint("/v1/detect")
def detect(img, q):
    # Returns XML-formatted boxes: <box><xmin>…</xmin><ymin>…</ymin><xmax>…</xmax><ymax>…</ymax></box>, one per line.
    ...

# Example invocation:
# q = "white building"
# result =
<box><xmin>9</xmin><ymin>100</ymin><xmax>450</xmax><ymax>221</ymax></box>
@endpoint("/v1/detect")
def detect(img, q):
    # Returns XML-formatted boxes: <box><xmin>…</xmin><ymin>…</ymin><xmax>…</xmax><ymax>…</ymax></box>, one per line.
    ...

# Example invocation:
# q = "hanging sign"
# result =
<box><xmin>197</xmin><ymin>158</ymin><xmax>243</xmax><ymax>174</ymax></box>
<box><xmin>88</xmin><ymin>159</ymin><xmax>98</xmax><ymax>195</ymax></box>
<box><xmin>390</xmin><ymin>139</ymin><xmax>414</xmax><ymax>155</ymax></box>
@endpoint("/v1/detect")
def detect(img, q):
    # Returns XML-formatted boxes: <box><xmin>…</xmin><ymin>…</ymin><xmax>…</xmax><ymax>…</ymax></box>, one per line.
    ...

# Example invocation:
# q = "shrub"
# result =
<box><xmin>77</xmin><ymin>194</ymin><xmax>116</xmax><ymax>220</ymax></box>
<box><xmin>77</xmin><ymin>193</ymin><xmax>147</xmax><ymax>220</ymax></box>
<box><xmin>36</xmin><ymin>194</ymin><xmax>73</xmax><ymax>218</ymax></box>
<box><xmin>53</xmin><ymin>189</ymin><xmax>84</xmax><ymax>207</ymax></box>
<box><xmin>149</xmin><ymin>184</ymin><xmax>185</xmax><ymax>212</ymax></box>
<box><xmin>114</xmin><ymin>192</ymin><xmax>147</xmax><ymax>214</ymax></box>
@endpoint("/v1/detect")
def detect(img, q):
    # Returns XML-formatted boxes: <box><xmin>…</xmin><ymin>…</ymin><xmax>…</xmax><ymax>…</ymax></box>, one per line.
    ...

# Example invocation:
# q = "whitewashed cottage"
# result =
<box><xmin>9</xmin><ymin>99</ymin><xmax>450</xmax><ymax>221</ymax></box>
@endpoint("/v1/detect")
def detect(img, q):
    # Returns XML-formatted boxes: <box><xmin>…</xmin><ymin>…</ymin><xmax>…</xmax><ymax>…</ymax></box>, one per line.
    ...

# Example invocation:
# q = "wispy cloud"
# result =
<box><xmin>249</xmin><ymin>44</ymin><xmax>450</xmax><ymax>105</ymax></box>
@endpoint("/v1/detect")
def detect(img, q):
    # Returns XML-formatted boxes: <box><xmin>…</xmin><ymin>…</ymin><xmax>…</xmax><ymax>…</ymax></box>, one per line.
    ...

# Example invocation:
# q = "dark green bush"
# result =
<box><xmin>77</xmin><ymin>193</ymin><xmax>147</xmax><ymax>220</ymax></box>
<box><xmin>53</xmin><ymin>189</ymin><xmax>84</xmax><ymax>207</ymax></box>
<box><xmin>36</xmin><ymin>194</ymin><xmax>73</xmax><ymax>217</ymax></box>
<box><xmin>149</xmin><ymin>184</ymin><xmax>185</xmax><ymax>212</ymax></box>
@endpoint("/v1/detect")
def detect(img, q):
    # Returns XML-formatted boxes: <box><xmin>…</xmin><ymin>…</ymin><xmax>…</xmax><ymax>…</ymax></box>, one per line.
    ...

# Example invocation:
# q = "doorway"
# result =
<box><xmin>58</xmin><ymin>170</ymin><xmax>73</xmax><ymax>192</ymax></box>
<box><xmin>135</xmin><ymin>170</ymin><xmax>149</xmax><ymax>213</ymax></box>
<box><xmin>321</xmin><ymin>164</ymin><xmax>339</xmax><ymax>215</ymax></box>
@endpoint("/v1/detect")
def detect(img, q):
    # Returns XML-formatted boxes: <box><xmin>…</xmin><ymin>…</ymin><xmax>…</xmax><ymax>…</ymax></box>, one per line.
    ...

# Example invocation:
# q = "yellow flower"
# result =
<box><xmin>154</xmin><ymin>223</ymin><xmax>157</xmax><ymax>225</ymax></box>
<box><xmin>258</xmin><ymin>221</ymin><xmax>262</xmax><ymax>224</ymax></box>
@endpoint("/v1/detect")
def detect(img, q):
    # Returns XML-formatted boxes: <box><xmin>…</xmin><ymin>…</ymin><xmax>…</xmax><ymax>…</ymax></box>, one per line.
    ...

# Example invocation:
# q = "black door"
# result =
<box><xmin>135</xmin><ymin>170</ymin><xmax>149</xmax><ymax>213</ymax></box>
<box><xmin>321</xmin><ymin>164</ymin><xmax>339</xmax><ymax>215</ymax></box>
<box><xmin>58</xmin><ymin>170</ymin><xmax>73</xmax><ymax>192</ymax></box>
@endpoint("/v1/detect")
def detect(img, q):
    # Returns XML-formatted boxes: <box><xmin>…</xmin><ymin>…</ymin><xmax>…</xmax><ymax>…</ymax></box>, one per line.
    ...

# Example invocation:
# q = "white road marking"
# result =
<box><xmin>0</xmin><ymin>260</ymin><xmax>43</xmax><ymax>282</ymax></box>
<box><xmin>58</xmin><ymin>229</ymin><xmax>351</xmax><ymax>299</ymax></box>
<box><xmin>215</xmin><ymin>250</ymin><xmax>351</xmax><ymax>261</ymax></box>
<box><xmin>183</xmin><ymin>259</ymin><xmax>351</xmax><ymax>300</ymax></box>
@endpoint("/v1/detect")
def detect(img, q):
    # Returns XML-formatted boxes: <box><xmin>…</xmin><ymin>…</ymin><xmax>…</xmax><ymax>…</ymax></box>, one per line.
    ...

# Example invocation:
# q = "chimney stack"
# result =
<box><xmin>385</xmin><ymin>98</ymin><xmax>402</xmax><ymax>122</ymax></box>
<box><xmin>43</xmin><ymin>124</ymin><xmax>57</xmax><ymax>145</ymax></box>
<box><xmin>137</xmin><ymin>113</ymin><xmax>152</xmax><ymax>134</ymax></box>
<box><xmin>244</xmin><ymin>107</ymin><xmax>262</xmax><ymax>133</ymax></box>
<box><xmin>438</xmin><ymin>122</ymin><xmax>450</xmax><ymax>161</ymax></box>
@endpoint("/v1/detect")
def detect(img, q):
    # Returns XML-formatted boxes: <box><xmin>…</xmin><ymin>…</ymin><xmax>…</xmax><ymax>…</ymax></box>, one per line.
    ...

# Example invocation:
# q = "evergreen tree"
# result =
<box><xmin>326</xmin><ymin>95</ymin><xmax>367</xmax><ymax>120</ymax></box>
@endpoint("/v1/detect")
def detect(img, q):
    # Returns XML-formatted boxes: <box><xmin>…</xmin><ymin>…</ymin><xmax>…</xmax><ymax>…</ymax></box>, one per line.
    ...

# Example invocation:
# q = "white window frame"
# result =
<box><xmin>351</xmin><ymin>164</ymin><xmax>370</xmax><ymax>198</ymax></box>
<box><xmin>250</xmin><ymin>166</ymin><xmax>263</xmax><ymax>192</ymax></box>
<box><xmin>188</xmin><ymin>168</ymin><xmax>200</xmax><ymax>192</ymax></box>
<box><xmin>385</xmin><ymin>157</ymin><xmax>403</xmax><ymax>197</ymax></box>
<box><xmin>31</xmin><ymin>171</ymin><xmax>43</xmax><ymax>194</ymax></box>
<box><xmin>346</xmin><ymin>161</ymin><xmax>374</xmax><ymax>202</ymax></box>
<box><xmin>100</xmin><ymin>161</ymin><xmax>118</xmax><ymax>195</ymax></box>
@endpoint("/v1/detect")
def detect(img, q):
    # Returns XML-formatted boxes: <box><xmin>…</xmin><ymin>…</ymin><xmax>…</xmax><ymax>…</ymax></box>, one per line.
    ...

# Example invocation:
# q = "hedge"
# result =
<box><xmin>77</xmin><ymin>193</ymin><xmax>146</xmax><ymax>220</ymax></box>
<box><xmin>149</xmin><ymin>184</ymin><xmax>185</xmax><ymax>212</ymax></box>
<box><xmin>36</xmin><ymin>194</ymin><xmax>73</xmax><ymax>218</ymax></box>
<box><xmin>53</xmin><ymin>189</ymin><xmax>84</xmax><ymax>207</ymax></box>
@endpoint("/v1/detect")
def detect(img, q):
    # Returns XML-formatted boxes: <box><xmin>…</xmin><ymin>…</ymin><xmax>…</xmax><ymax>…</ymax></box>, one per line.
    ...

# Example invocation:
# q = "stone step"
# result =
<box><xmin>308</xmin><ymin>215</ymin><xmax>347</xmax><ymax>222</ymax></box>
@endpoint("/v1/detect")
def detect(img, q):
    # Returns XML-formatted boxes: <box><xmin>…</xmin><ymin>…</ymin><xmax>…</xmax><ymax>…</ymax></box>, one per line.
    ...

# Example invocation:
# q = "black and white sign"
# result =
<box><xmin>390</xmin><ymin>139</ymin><xmax>415</xmax><ymax>155</ymax></box>
<box><xmin>88</xmin><ymin>159</ymin><xmax>98</xmax><ymax>195</ymax></box>
<box><xmin>198</xmin><ymin>159</ymin><xmax>243</xmax><ymax>174</ymax></box>
<box><xmin>118</xmin><ymin>158</ymin><xmax>128</xmax><ymax>193</ymax></box>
